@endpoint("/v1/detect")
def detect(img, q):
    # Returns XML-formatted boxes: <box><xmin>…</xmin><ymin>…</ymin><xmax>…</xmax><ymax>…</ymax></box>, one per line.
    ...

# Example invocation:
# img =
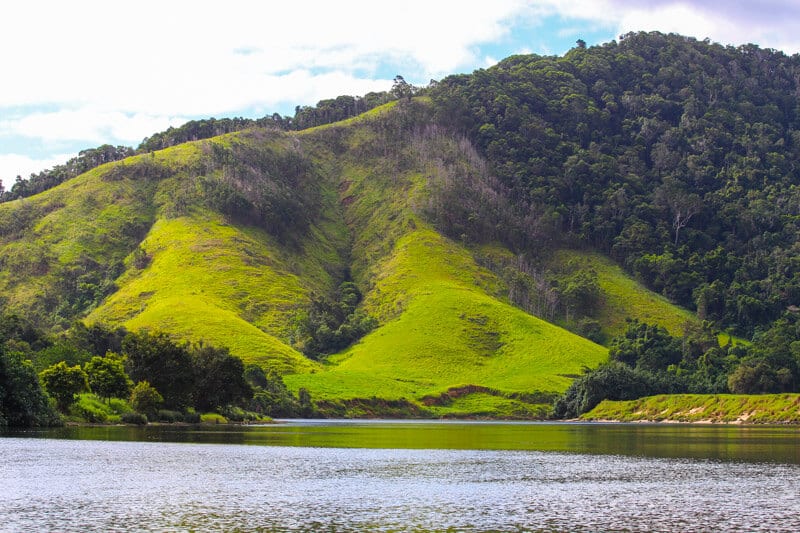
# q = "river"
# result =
<box><xmin>2</xmin><ymin>421</ymin><xmax>799</xmax><ymax>532</ymax></box>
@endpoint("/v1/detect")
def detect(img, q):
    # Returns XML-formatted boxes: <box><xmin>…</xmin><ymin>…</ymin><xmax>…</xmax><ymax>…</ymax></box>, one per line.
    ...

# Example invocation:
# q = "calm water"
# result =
<box><xmin>2</xmin><ymin>421</ymin><xmax>800</xmax><ymax>532</ymax></box>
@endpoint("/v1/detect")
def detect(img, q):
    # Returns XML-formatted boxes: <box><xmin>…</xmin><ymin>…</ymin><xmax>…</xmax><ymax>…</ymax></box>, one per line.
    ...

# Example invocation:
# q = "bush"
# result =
<box><xmin>129</xmin><ymin>380</ymin><xmax>163</xmax><ymax>417</ymax></box>
<box><xmin>67</xmin><ymin>393</ymin><xmax>133</xmax><ymax>423</ymax></box>
<box><xmin>120</xmin><ymin>412</ymin><xmax>147</xmax><ymax>425</ymax></box>
<box><xmin>553</xmin><ymin>362</ymin><xmax>664</xmax><ymax>418</ymax></box>
<box><xmin>183</xmin><ymin>411</ymin><xmax>201</xmax><ymax>424</ymax></box>
<box><xmin>69</xmin><ymin>401</ymin><xmax>108</xmax><ymax>423</ymax></box>
<box><xmin>156</xmin><ymin>409</ymin><xmax>183</xmax><ymax>423</ymax></box>
<box><xmin>200</xmin><ymin>413</ymin><xmax>227</xmax><ymax>424</ymax></box>
<box><xmin>0</xmin><ymin>350</ymin><xmax>61</xmax><ymax>427</ymax></box>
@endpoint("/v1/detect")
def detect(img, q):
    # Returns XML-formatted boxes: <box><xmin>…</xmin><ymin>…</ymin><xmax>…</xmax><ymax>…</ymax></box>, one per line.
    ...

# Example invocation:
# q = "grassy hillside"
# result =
<box><xmin>87</xmin><ymin>130</ymin><xmax>352</xmax><ymax>373</ymax></box>
<box><xmin>548</xmin><ymin>249</ymin><xmax>697</xmax><ymax>340</ymax></box>
<box><xmin>7</xmin><ymin>99</ymin><xmax>727</xmax><ymax>417</ymax></box>
<box><xmin>282</xmin><ymin>105</ymin><xmax>608</xmax><ymax>415</ymax></box>
<box><xmin>583</xmin><ymin>394</ymin><xmax>800</xmax><ymax>424</ymax></box>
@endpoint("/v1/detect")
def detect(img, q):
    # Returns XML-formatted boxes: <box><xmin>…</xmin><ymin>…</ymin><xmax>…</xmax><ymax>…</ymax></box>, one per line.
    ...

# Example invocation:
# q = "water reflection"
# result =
<box><xmin>6</xmin><ymin>420</ymin><xmax>800</xmax><ymax>463</ymax></box>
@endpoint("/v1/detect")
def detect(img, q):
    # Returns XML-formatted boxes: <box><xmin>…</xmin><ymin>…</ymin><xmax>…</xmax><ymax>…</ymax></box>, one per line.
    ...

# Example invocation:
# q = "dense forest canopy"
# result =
<box><xmin>429</xmin><ymin>31</ymin><xmax>800</xmax><ymax>337</ymax></box>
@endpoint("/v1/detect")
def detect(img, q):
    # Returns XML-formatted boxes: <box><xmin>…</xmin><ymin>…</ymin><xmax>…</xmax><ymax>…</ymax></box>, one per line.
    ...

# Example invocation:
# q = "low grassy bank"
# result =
<box><xmin>582</xmin><ymin>394</ymin><xmax>800</xmax><ymax>424</ymax></box>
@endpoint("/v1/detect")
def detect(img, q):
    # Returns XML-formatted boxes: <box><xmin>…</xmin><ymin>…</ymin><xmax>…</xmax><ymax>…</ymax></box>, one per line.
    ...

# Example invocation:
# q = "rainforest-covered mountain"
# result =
<box><xmin>2</xmin><ymin>32</ymin><xmax>799</xmax><ymax>418</ymax></box>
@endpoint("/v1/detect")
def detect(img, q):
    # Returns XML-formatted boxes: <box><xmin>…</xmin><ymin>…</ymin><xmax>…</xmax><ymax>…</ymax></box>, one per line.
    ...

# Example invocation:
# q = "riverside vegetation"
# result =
<box><xmin>2</xmin><ymin>32</ymin><xmax>800</xmax><ymax>426</ymax></box>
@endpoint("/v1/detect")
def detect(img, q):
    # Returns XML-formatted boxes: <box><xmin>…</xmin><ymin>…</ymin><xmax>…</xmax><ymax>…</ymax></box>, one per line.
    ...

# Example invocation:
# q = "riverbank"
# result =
<box><xmin>582</xmin><ymin>393</ymin><xmax>800</xmax><ymax>424</ymax></box>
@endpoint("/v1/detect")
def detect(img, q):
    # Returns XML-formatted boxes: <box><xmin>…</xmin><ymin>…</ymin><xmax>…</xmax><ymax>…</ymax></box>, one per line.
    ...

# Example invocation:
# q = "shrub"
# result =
<box><xmin>553</xmin><ymin>362</ymin><xmax>664</xmax><ymax>418</ymax></box>
<box><xmin>120</xmin><ymin>412</ymin><xmax>148</xmax><ymax>425</ymax></box>
<box><xmin>156</xmin><ymin>409</ymin><xmax>183</xmax><ymax>423</ymax></box>
<box><xmin>129</xmin><ymin>380</ymin><xmax>163</xmax><ymax>417</ymax></box>
<box><xmin>69</xmin><ymin>401</ymin><xmax>108</xmax><ymax>423</ymax></box>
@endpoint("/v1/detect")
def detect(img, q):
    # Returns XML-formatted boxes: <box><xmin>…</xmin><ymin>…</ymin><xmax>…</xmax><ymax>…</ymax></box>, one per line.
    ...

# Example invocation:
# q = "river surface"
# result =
<box><xmin>2</xmin><ymin>421</ymin><xmax>800</xmax><ymax>532</ymax></box>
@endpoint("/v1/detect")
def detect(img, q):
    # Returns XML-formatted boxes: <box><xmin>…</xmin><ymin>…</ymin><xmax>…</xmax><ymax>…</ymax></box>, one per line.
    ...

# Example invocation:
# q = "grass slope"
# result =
<box><xmin>284</xmin><ymin>109</ymin><xmax>608</xmax><ymax>413</ymax></box>
<box><xmin>548</xmin><ymin>249</ymin><xmax>698</xmax><ymax>340</ymax></box>
<box><xmin>89</xmin><ymin>215</ymin><xmax>320</xmax><ymax>373</ymax></box>
<box><xmin>583</xmin><ymin>394</ymin><xmax>800</xmax><ymax>424</ymax></box>
<box><xmin>0</xmin><ymin>152</ymin><xmax>169</xmax><ymax>327</ymax></box>
<box><xmin>287</xmin><ymin>228</ymin><xmax>607</xmax><ymax>403</ymax></box>
<box><xmin>89</xmin><ymin>131</ymin><xmax>351</xmax><ymax>374</ymax></box>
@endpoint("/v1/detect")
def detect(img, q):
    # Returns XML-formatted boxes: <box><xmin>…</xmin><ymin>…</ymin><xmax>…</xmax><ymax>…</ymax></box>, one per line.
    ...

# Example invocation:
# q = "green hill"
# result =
<box><xmin>0</xmin><ymin>101</ymin><xmax>618</xmax><ymax>416</ymax></box>
<box><xmin>4</xmin><ymin>31</ymin><xmax>800</xmax><ymax>419</ymax></box>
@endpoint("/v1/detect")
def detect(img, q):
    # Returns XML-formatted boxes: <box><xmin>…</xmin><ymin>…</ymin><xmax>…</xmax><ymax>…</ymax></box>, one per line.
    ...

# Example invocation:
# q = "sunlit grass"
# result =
<box><xmin>549</xmin><ymin>249</ymin><xmax>697</xmax><ymax>340</ymax></box>
<box><xmin>583</xmin><ymin>393</ymin><xmax>800</xmax><ymax>423</ymax></box>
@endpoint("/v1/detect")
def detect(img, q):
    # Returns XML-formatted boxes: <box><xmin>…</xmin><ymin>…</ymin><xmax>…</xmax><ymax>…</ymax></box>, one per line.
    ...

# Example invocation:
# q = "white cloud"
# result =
<box><xmin>3</xmin><ymin>0</ymin><xmax>800</xmax><ymax>180</ymax></box>
<box><xmin>538</xmin><ymin>0</ymin><xmax>800</xmax><ymax>53</ymax></box>
<box><xmin>0</xmin><ymin>110</ymin><xmax>189</xmax><ymax>145</ymax></box>
<box><xmin>0</xmin><ymin>0</ymin><xmax>534</xmax><ymax>177</ymax></box>
<box><xmin>0</xmin><ymin>153</ymin><xmax>75</xmax><ymax>183</ymax></box>
<box><xmin>0</xmin><ymin>1</ymin><xmax>531</xmax><ymax>113</ymax></box>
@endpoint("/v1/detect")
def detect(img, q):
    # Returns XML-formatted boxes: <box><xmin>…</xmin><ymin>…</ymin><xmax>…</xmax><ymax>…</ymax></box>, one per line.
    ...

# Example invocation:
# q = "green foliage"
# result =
<box><xmin>608</xmin><ymin>319</ymin><xmax>682</xmax><ymax>371</ymax></box>
<box><xmin>430</xmin><ymin>32</ymin><xmax>800</xmax><ymax>337</ymax></box>
<box><xmin>727</xmin><ymin>361</ymin><xmax>784</xmax><ymax>394</ymax></box>
<box><xmin>0</xmin><ymin>349</ymin><xmax>60</xmax><ymax>427</ymax></box>
<box><xmin>1</xmin><ymin>144</ymin><xmax>134</xmax><ymax>203</ymax></box>
<box><xmin>39</xmin><ymin>361</ymin><xmax>89</xmax><ymax>411</ymax></box>
<box><xmin>244</xmin><ymin>364</ymin><xmax>269</xmax><ymax>389</ymax></box>
<box><xmin>32</xmin><ymin>343</ymin><xmax>92</xmax><ymax>373</ymax></box>
<box><xmin>191</xmin><ymin>343</ymin><xmax>252</xmax><ymax>411</ymax></box>
<box><xmin>129</xmin><ymin>380</ymin><xmax>163</xmax><ymax>418</ymax></box>
<box><xmin>68</xmin><ymin>393</ymin><xmax>131</xmax><ymax>423</ymax></box>
<box><xmin>202</xmin><ymin>134</ymin><xmax>321</xmax><ymax>243</ymax></box>
<box><xmin>123</xmin><ymin>331</ymin><xmax>195</xmax><ymax>409</ymax></box>
<box><xmin>84</xmin><ymin>353</ymin><xmax>132</xmax><ymax>401</ymax></box>
<box><xmin>552</xmin><ymin>361</ymin><xmax>676</xmax><ymax>418</ymax></box>
<box><xmin>0</xmin><ymin>313</ymin><xmax>49</xmax><ymax>353</ymax></box>
<box><xmin>120</xmin><ymin>411</ymin><xmax>147</xmax><ymax>425</ymax></box>
<box><xmin>67</xmin><ymin>322</ymin><xmax>127</xmax><ymax>359</ymax></box>
<box><xmin>246</xmin><ymin>364</ymin><xmax>310</xmax><ymax>417</ymax></box>
<box><xmin>123</xmin><ymin>331</ymin><xmax>254</xmax><ymax>413</ymax></box>
<box><xmin>295</xmin><ymin>281</ymin><xmax>377</xmax><ymax>358</ymax></box>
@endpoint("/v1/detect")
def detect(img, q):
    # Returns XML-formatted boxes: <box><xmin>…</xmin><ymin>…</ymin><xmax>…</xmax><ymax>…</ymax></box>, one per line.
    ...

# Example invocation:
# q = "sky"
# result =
<box><xmin>2</xmin><ymin>0</ymin><xmax>800</xmax><ymax>185</ymax></box>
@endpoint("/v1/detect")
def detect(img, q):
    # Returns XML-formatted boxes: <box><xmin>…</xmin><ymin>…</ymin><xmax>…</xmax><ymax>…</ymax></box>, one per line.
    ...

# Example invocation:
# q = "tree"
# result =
<box><xmin>129</xmin><ymin>380</ymin><xmax>163</xmax><ymax>418</ymax></box>
<box><xmin>0</xmin><ymin>349</ymin><xmax>60</xmax><ymax>427</ymax></box>
<box><xmin>191</xmin><ymin>344</ymin><xmax>251</xmax><ymax>411</ymax></box>
<box><xmin>84</xmin><ymin>353</ymin><xmax>132</xmax><ymax>402</ymax></box>
<box><xmin>552</xmin><ymin>362</ymin><xmax>660</xmax><ymax>418</ymax></box>
<box><xmin>655</xmin><ymin>179</ymin><xmax>702</xmax><ymax>246</ymax></box>
<box><xmin>244</xmin><ymin>364</ymin><xmax>269</xmax><ymax>389</ymax></box>
<box><xmin>727</xmin><ymin>361</ymin><xmax>779</xmax><ymax>394</ymax></box>
<box><xmin>608</xmin><ymin>320</ymin><xmax>682</xmax><ymax>371</ymax></box>
<box><xmin>39</xmin><ymin>361</ymin><xmax>88</xmax><ymax>411</ymax></box>
<box><xmin>391</xmin><ymin>75</ymin><xmax>414</xmax><ymax>100</ymax></box>
<box><xmin>122</xmin><ymin>331</ymin><xmax>195</xmax><ymax>409</ymax></box>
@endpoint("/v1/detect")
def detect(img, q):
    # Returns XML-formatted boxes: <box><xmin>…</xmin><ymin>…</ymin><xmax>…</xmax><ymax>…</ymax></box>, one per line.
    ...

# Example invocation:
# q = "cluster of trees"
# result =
<box><xmin>0</xmin><ymin>145</ymin><xmax>134</xmax><ymax>202</ymax></box>
<box><xmin>0</xmin><ymin>313</ymin><xmax>310</xmax><ymax>426</ymax></box>
<box><xmin>200</xmin><ymin>136</ymin><xmax>320</xmax><ymax>243</ymax></box>
<box><xmin>554</xmin><ymin>314</ymin><xmax>800</xmax><ymax>417</ymax></box>
<box><xmin>294</xmin><ymin>281</ymin><xmax>377</xmax><ymax>359</ymax></box>
<box><xmin>293</xmin><ymin>91</ymin><xmax>395</xmax><ymax>130</ymax></box>
<box><xmin>429</xmin><ymin>32</ymin><xmax>800</xmax><ymax>337</ymax></box>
